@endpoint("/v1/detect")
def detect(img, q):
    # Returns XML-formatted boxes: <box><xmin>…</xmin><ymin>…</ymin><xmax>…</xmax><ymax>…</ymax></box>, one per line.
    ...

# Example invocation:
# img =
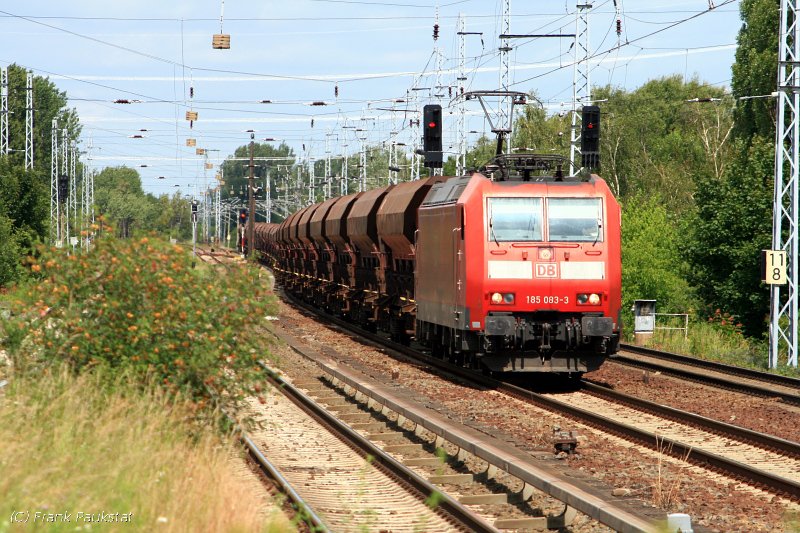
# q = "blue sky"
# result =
<box><xmin>0</xmin><ymin>1</ymin><xmax>742</xmax><ymax>196</ymax></box>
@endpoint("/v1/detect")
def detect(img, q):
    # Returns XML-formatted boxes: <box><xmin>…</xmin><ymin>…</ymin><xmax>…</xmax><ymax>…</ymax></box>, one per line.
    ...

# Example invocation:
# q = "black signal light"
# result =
<box><xmin>581</xmin><ymin>105</ymin><xmax>600</xmax><ymax>170</ymax></box>
<box><xmin>57</xmin><ymin>174</ymin><xmax>69</xmax><ymax>203</ymax></box>
<box><xmin>422</xmin><ymin>104</ymin><xmax>443</xmax><ymax>168</ymax></box>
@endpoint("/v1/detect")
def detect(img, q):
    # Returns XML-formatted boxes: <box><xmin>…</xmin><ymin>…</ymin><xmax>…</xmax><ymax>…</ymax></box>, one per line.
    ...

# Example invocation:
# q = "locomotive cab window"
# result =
<box><xmin>547</xmin><ymin>198</ymin><xmax>603</xmax><ymax>242</ymax></box>
<box><xmin>487</xmin><ymin>197</ymin><xmax>543</xmax><ymax>242</ymax></box>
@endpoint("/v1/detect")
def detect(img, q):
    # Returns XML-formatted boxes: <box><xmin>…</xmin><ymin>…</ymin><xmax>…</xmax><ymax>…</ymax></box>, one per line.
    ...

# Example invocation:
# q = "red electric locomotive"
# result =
<box><xmin>255</xmin><ymin>156</ymin><xmax>621</xmax><ymax>376</ymax></box>
<box><xmin>414</xmin><ymin>167</ymin><xmax>620</xmax><ymax>374</ymax></box>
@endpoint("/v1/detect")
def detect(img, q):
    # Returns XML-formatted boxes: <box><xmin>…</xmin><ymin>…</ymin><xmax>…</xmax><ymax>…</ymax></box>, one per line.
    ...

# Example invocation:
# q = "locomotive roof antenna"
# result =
<box><xmin>0</xmin><ymin>66</ymin><xmax>7</xmax><ymax>157</ymax></box>
<box><xmin>569</xmin><ymin>3</ymin><xmax>592</xmax><ymax>176</ymax></box>
<box><xmin>25</xmin><ymin>71</ymin><xmax>33</xmax><ymax>170</ymax></box>
<box><xmin>770</xmin><ymin>0</ymin><xmax>800</xmax><ymax>369</ymax></box>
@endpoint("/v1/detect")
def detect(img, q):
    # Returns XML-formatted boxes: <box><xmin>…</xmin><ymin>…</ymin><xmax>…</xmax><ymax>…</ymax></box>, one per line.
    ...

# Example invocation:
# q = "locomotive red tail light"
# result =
<box><xmin>490</xmin><ymin>292</ymin><xmax>515</xmax><ymax>305</ymax></box>
<box><xmin>577</xmin><ymin>293</ymin><xmax>602</xmax><ymax>305</ymax></box>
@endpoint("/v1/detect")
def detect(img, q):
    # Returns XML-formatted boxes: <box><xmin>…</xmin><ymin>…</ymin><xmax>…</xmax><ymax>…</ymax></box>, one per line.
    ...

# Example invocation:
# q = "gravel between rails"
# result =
<box><xmin>264</xmin><ymin>297</ymin><xmax>800</xmax><ymax>533</ymax></box>
<box><xmin>587</xmin><ymin>363</ymin><xmax>800</xmax><ymax>445</ymax></box>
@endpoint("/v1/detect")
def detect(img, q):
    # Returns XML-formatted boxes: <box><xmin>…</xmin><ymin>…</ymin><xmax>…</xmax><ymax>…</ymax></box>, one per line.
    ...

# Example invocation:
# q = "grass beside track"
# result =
<box><xmin>0</xmin><ymin>369</ymin><xmax>295</xmax><ymax>533</ymax></box>
<box><xmin>632</xmin><ymin>320</ymin><xmax>800</xmax><ymax>378</ymax></box>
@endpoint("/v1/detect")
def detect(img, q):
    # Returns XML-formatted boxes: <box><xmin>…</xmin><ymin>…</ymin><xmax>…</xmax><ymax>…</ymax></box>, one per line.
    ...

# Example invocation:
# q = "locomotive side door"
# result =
<box><xmin>454</xmin><ymin>205</ymin><xmax>465</xmax><ymax>329</ymax></box>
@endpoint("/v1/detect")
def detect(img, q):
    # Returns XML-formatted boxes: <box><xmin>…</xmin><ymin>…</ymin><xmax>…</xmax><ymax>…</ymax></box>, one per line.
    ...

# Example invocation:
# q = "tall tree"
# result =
<box><xmin>593</xmin><ymin>76</ymin><xmax>732</xmax><ymax>213</ymax></box>
<box><xmin>686</xmin><ymin>137</ymin><xmax>774</xmax><ymax>334</ymax></box>
<box><xmin>0</xmin><ymin>65</ymin><xmax>81</xmax><ymax>287</ymax></box>
<box><xmin>93</xmin><ymin>167</ymin><xmax>153</xmax><ymax>238</ymax></box>
<box><xmin>220</xmin><ymin>142</ymin><xmax>295</xmax><ymax>222</ymax></box>
<box><xmin>731</xmin><ymin>0</ymin><xmax>780</xmax><ymax>141</ymax></box>
<box><xmin>686</xmin><ymin>0</ymin><xmax>778</xmax><ymax>335</ymax></box>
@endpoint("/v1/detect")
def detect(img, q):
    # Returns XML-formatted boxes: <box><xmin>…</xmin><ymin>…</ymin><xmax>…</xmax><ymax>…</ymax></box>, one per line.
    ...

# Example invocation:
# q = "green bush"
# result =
<box><xmin>0</xmin><ymin>214</ymin><xmax>21</xmax><ymax>287</ymax></box>
<box><xmin>621</xmin><ymin>194</ymin><xmax>696</xmax><ymax>336</ymax></box>
<box><xmin>2</xmin><ymin>234</ymin><xmax>277</xmax><ymax>416</ymax></box>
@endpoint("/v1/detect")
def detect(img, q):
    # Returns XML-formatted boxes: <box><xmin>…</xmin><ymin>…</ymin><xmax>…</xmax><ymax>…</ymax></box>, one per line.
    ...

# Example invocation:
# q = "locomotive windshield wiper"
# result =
<box><xmin>592</xmin><ymin>219</ymin><xmax>601</xmax><ymax>246</ymax></box>
<box><xmin>489</xmin><ymin>216</ymin><xmax>500</xmax><ymax>245</ymax></box>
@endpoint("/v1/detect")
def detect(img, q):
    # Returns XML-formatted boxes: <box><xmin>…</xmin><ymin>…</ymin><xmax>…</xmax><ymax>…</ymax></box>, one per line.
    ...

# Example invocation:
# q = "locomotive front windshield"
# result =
<box><xmin>487</xmin><ymin>197</ymin><xmax>543</xmax><ymax>242</ymax></box>
<box><xmin>547</xmin><ymin>198</ymin><xmax>603</xmax><ymax>242</ymax></box>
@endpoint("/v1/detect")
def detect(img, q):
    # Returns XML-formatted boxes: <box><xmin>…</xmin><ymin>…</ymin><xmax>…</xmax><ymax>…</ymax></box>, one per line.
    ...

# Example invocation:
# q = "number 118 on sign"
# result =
<box><xmin>762</xmin><ymin>250</ymin><xmax>787</xmax><ymax>285</ymax></box>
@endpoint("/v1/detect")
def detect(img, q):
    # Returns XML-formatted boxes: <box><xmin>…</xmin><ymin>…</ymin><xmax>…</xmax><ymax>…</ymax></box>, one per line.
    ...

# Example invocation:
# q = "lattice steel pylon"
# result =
<box><xmin>569</xmin><ymin>3</ymin><xmax>592</xmax><ymax>176</ymax></box>
<box><xmin>50</xmin><ymin>119</ymin><xmax>59</xmax><ymax>245</ymax></box>
<box><xmin>341</xmin><ymin>138</ymin><xmax>349</xmax><ymax>196</ymax></box>
<box><xmin>359</xmin><ymin>137</ymin><xmax>367</xmax><ymax>192</ymax></box>
<box><xmin>25</xmin><ymin>72</ymin><xmax>33</xmax><ymax>170</ymax></box>
<box><xmin>61</xmin><ymin>128</ymin><xmax>69</xmax><ymax>244</ymax></box>
<box><xmin>499</xmin><ymin>0</ymin><xmax>511</xmax><ymax>154</ymax></box>
<box><xmin>69</xmin><ymin>142</ymin><xmax>77</xmax><ymax>247</ymax></box>
<box><xmin>456</xmin><ymin>14</ymin><xmax>467</xmax><ymax>176</ymax></box>
<box><xmin>1</xmin><ymin>67</ymin><xmax>8</xmax><ymax>156</ymax></box>
<box><xmin>770</xmin><ymin>0</ymin><xmax>800</xmax><ymax>368</ymax></box>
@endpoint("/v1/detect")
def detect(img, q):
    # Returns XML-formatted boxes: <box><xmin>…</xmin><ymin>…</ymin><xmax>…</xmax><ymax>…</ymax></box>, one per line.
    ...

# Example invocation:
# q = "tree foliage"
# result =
<box><xmin>621</xmin><ymin>194</ymin><xmax>696</xmax><ymax>326</ymax></box>
<box><xmin>731</xmin><ymin>0</ymin><xmax>779</xmax><ymax>140</ymax></box>
<box><xmin>685</xmin><ymin>0</ymin><xmax>778</xmax><ymax>337</ymax></box>
<box><xmin>593</xmin><ymin>76</ymin><xmax>733</xmax><ymax>213</ymax></box>
<box><xmin>92</xmin><ymin>166</ymin><xmax>192</xmax><ymax>240</ymax></box>
<box><xmin>0</xmin><ymin>65</ymin><xmax>80</xmax><ymax>287</ymax></box>
<box><xmin>686</xmin><ymin>137</ymin><xmax>774</xmax><ymax>335</ymax></box>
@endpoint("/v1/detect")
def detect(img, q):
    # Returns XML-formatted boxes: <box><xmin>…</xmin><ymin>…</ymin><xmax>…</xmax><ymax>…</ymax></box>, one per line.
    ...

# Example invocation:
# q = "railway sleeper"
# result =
<box><xmin>316</xmin><ymin>372</ymin><xmax>579</xmax><ymax>530</ymax></box>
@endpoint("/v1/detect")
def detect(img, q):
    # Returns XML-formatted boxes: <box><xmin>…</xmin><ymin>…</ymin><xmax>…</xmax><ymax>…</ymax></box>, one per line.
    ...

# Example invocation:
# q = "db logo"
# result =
<box><xmin>535</xmin><ymin>263</ymin><xmax>558</xmax><ymax>278</ymax></box>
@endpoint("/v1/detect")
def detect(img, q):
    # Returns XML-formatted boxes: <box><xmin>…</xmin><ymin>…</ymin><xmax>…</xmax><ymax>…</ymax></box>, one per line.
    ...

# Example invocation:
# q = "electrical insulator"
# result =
<box><xmin>616</xmin><ymin>19</ymin><xmax>621</xmax><ymax>36</ymax></box>
<box><xmin>448</xmin><ymin>86</ymin><xmax>452</xmax><ymax>98</ymax></box>
<box><xmin>311</xmin><ymin>118</ymin><xmax>315</xmax><ymax>128</ymax></box>
<box><xmin>334</xmin><ymin>84</ymin><xmax>339</xmax><ymax>98</ymax></box>
<box><xmin>433</xmin><ymin>23</ymin><xmax>439</xmax><ymax>41</ymax></box>
<box><xmin>189</xmin><ymin>86</ymin><xmax>194</xmax><ymax>98</ymax></box>
<box><xmin>190</xmin><ymin>120</ymin><xmax>193</xmax><ymax>129</ymax></box>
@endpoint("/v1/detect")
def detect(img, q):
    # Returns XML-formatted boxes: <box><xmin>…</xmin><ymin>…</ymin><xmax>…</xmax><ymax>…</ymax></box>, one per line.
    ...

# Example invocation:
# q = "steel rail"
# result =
<box><xmin>273</xmin><ymin>286</ymin><xmax>658</xmax><ymax>532</ymax></box>
<box><xmin>582</xmin><ymin>381</ymin><xmax>800</xmax><ymax>459</ymax></box>
<box><xmin>277</xmin><ymin>286</ymin><xmax>800</xmax><ymax>503</ymax></box>
<box><xmin>241</xmin><ymin>432</ymin><xmax>330</xmax><ymax>532</ymax></box>
<box><xmin>257</xmin><ymin>361</ymin><xmax>497</xmax><ymax>533</ymax></box>
<box><xmin>619</xmin><ymin>343</ymin><xmax>800</xmax><ymax>388</ymax></box>
<box><xmin>615</xmin><ymin>345</ymin><xmax>800</xmax><ymax>405</ymax></box>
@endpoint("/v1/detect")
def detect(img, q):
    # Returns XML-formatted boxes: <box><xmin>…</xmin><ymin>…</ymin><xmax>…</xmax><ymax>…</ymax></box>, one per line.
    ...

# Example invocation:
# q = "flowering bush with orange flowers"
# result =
<box><xmin>1</xmin><ymin>234</ymin><xmax>277</xmax><ymax>416</ymax></box>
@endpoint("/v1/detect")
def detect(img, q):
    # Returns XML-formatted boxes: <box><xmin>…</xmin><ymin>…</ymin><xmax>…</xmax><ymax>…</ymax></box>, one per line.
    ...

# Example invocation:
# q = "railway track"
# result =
<box><xmin>276</xmin><ymin>286</ymin><xmax>800</xmax><ymax>505</ymax></box>
<box><xmin>242</xmin><ymin>362</ymin><xmax>487</xmax><ymax>532</ymax></box>
<box><xmin>615</xmin><ymin>344</ymin><xmax>800</xmax><ymax>405</ymax></box>
<box><xmin>264</xmin><ymin>324</ymin><xmax>656</xmax><ymax>532</ymax></box>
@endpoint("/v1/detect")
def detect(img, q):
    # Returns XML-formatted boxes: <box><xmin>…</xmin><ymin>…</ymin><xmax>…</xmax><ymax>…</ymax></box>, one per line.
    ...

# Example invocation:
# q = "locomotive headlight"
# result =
<box><xmin>490</xmin><ymin>292</ymin><xmax>515</xmax><ymax>305</ymax></box>
<box><xmin>577</xmin><ymin>293</ymin><xmax>602</xmax><ymax>305</ymax></box>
